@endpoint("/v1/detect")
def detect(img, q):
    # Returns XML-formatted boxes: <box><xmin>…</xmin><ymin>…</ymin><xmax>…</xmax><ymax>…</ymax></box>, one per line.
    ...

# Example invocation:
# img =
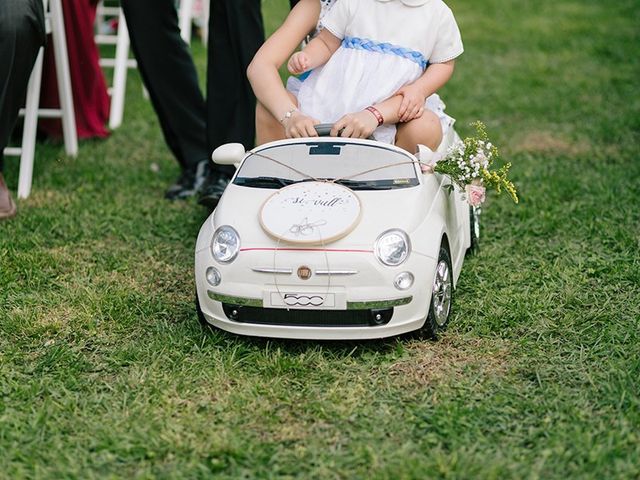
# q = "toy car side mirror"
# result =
<box><xmin>212</xmin><ymin>143</ymin><xmax>245</xmax><ymax>167</ymax></box>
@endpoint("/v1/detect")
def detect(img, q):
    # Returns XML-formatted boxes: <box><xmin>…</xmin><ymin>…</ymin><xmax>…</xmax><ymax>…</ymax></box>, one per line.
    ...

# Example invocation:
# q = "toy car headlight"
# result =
<box><xmin>211</xmin><ymin>225</ymin><xmax>240</xmax><ymax>263</ymax></box>
<box><xmin>374</xmin><ymin>229</ymin><xmax>410</xmax><ymax>266</ymax></box>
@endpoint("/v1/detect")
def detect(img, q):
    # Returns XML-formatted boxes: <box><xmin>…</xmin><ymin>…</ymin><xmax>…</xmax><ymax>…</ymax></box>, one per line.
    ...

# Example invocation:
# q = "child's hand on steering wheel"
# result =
<box><xmin>396</xmin><ymin>83</ymin><xmax>427</xmax><ymax>122</ymax></box>
<box><xmin>330</xmin><ymin>110</ymin><xmax>379</xmax><ymax>138</ymax></box>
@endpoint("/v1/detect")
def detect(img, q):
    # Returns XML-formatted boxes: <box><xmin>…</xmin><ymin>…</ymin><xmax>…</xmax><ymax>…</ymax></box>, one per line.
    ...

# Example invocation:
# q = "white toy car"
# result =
<box><xmin>195</xmin><ymin>125</ymin><xmax>479</xmax><ymax>340</ymax></box>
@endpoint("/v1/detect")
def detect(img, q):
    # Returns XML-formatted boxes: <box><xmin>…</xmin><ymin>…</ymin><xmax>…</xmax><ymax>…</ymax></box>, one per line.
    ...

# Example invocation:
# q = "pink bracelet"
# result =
<box><xmin>365</xmin><ymin>106</ymin><xmax>384</xmax><ymax>126</ymax></box>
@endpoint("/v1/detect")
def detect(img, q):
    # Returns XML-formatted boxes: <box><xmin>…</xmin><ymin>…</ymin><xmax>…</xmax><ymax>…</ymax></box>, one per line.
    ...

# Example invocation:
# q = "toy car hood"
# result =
<box><xmin>209</xmin><ymin>180</ymin><xmax>435</xmax><ymax>248</ymax></box>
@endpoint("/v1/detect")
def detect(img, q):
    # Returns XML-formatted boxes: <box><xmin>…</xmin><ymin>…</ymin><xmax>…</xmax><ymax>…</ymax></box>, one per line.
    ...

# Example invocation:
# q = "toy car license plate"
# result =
<box><xmin>266</xmin><ymin>291</ymin><xmax>346</xmax><ymax>310</ymax></box>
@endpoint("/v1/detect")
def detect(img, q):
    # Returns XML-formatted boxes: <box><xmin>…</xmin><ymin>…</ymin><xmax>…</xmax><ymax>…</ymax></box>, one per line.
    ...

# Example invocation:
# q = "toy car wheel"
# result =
<box><xmin>421</xmin><ymin>243</ymin><xmax>454</xmax><ymax>339</ymax></box>
<box><xmin>467</xmin><ymin>205</ymin><xmax>481</xmax><ymax>255</ymax></box>
<box><xmin>195</xmin><ymin>291</ymin><xmax>209</xmax><ymax>327</ymax></box>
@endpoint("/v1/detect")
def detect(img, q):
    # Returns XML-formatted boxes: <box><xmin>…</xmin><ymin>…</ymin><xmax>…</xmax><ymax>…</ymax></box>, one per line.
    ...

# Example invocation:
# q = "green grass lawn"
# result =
<box><xmin>1</xmin><ymin>0</ymin><xmax>639</xmax><ymax>478</ymax></box>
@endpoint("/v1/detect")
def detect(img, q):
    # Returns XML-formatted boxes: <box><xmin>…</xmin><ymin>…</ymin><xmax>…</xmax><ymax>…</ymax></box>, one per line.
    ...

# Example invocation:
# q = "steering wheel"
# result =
<box><xmin>313</xmin><ymin>123</ymin><xmax>375</xmax><ymax>140</ymax></box>
<box><xmin>313</xmin><ymin>123</ymin><xmax>335</xmax><ymax>137</ymax></box>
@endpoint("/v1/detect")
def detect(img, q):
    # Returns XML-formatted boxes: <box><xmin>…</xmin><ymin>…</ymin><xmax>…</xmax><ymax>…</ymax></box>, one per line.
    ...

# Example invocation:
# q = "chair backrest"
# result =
<box><xmin>95</xmin><ymin>2</ymin><xmax>135</xmax><ymax>129</ymax></box>
<box><xmin>3</xmin><ymin>0</ymin><xmax>77</xmax><ymax>199</ymax></box>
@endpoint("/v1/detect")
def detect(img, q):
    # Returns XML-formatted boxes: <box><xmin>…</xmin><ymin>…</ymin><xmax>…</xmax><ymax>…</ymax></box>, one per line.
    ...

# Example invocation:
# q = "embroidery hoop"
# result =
<box><xmin>259</xmin><ymin>181</ymin><xmax>362</xmax><ymax>245</ymax></box>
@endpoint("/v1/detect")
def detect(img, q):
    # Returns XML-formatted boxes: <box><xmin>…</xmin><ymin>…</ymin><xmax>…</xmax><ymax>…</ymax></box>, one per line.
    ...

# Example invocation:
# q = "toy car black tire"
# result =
<box><xmin>420</xmin><ymin>241</ymin><xmax>454</xmax><ymax>339</ymax></box>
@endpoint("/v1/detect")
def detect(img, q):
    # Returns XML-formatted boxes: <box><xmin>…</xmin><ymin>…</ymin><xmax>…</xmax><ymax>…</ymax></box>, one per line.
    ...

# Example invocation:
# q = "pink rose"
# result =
<box><xmin>465</xmin><ymin>184</ymin><xmax>486</xmax><ymax>206</ymax></box>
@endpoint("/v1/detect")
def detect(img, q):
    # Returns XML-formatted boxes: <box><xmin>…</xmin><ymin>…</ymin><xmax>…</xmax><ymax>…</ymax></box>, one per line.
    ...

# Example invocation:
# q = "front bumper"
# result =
<box><xmin>195</xmin><ymin>247</ymin><xmax>437</xmax><ymax>340</ymax></box>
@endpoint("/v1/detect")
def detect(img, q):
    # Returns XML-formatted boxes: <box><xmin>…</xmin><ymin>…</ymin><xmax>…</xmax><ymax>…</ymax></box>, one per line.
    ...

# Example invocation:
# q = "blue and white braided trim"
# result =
<box><xmin>341</xmin><ymin>36</ymin><xmax>428</xmax><ymax>70</ymax></box>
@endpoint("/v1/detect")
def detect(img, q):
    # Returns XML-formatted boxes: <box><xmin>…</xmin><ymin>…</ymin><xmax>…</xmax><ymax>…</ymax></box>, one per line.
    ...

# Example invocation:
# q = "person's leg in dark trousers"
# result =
<box><xmin>0</xmin><ymin>0</ymin><xmax>45</xmax><ymax>219</ymax></box>
<box><xmin>199</xmin><ymin>0</ymin><xmax>264</xmax><ymax>207</ymax></box>
<box><xmin>121</xmin><ymin>0</ymin><xmax>209</xmax><ymax>200</ymax></box>
<box><xmin>206</xmin><ymin>0</ymin><xmax>264</xmax><ymax>152</ymax></box>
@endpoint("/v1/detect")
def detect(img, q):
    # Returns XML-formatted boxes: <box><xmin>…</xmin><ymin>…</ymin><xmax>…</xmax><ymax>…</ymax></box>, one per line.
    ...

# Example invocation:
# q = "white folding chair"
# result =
<box><xmin>178</xmin><ymin>0</ymin><xmax>194</xmax><ymax>43</ymax></box>
<box><xmin>95</xmin><ymin>3</ymin><xmax>136</xmax><ymax>130</ymax></box>
<box><xmin>3</xmin><ymin>0</ymin><xmax>78</xmax><ymax>199</ymax></box>
<box><xmin>191</xmin><ymin>0</ymin><xmax>209</xmax><ymax>45</ymax></box>
<box><xmin>178</xmin><ymin>0</ymin><xmax>210</xmax><ymax>45</ymax></box>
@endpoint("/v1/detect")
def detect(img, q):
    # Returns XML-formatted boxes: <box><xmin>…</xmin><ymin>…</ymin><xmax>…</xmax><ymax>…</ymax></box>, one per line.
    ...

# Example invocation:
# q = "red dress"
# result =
<box><xmin>40</xmin><ymin>0</ymin><xmax>110</xmax><ymax>139</ymax></box>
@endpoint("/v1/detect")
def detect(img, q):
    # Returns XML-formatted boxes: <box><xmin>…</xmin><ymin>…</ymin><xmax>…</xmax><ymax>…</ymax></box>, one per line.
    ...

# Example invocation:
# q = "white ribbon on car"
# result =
<box><xmin>247</xmin><ymin>150</ymin><xmax>434</xmax><ymax>184</ymax></box>
<box><xmin>271</xmin><ymin>224</ymin><xmax>332</xmax><ymax>312</ymax></box>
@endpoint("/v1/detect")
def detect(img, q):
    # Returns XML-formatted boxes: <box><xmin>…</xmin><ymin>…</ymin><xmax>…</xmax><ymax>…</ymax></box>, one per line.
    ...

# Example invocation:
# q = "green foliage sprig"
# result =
<box><xmin>433</xmin><ymin>121</ymin><xmax>518</xmax><ymax>204</ymax></box>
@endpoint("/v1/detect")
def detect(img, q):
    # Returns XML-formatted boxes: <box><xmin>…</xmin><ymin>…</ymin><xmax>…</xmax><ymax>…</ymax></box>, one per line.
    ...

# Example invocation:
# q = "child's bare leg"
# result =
<box><xmin>255</xmin><ymin>92</ymin><xmax>299</xmax><ymax>145</ymax></box>
<box><xmin>395</xmin><ymin>110</ymin><xmax>443</xmax><ymax>153</ymax></box>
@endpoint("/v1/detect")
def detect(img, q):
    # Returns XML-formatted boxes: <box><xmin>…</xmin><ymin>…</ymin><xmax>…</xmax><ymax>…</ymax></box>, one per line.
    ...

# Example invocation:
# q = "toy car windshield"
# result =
<box><xmin>233</xmin><ymin>141</ymin><xmax>420</xmax><ymax>191</ymax></box>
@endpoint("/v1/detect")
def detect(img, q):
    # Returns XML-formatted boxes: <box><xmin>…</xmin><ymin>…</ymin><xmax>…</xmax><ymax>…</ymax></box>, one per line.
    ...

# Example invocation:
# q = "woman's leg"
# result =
<box><xmin>255</xmin><ymin>102</ymin><xmax>283</xmax><ymax>145</ymax></box>
<box><xmin>39</xmin><ymin>0</ymin><xmax>110</xmax><ymax>139</ymax></box>
<box><xmin>395</xmin><ymin>110</ymin><xmax>443</xmax><ymax>153</ymax></box>
<box><xmin>255</xmin><ymin>92</ymin><xmax>298</xmax><ymax>145</ymax></box>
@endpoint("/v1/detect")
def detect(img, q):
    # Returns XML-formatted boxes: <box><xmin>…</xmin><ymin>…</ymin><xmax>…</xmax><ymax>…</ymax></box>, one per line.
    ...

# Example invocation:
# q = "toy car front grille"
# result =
<box><xmin>222</xmin><ymin>304</ymin><xmax>393</xmax><ymax>327</ymax></box>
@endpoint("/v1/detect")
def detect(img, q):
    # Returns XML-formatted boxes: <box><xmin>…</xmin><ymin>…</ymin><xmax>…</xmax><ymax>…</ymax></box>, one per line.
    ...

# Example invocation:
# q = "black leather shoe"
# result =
<box><xmin>197</xmin><ymin>174</ymin><xmax>232</xmax><ymax>209</ymax></box>
<box><xmin>164</xmin><ymin>160</ymin><xmax>208</xmax><ymax>200</ymax></box>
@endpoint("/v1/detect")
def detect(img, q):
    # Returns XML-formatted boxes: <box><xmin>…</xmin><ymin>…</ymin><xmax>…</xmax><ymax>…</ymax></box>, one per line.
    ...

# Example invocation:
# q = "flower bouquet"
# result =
<box><xmin>419</xmin><ymin>122</ymin><xmax>518</xmax><ymax>206</ymax></box>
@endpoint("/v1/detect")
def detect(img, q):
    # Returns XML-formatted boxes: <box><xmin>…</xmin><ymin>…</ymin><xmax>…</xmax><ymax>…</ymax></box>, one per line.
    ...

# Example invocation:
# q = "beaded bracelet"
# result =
<box><xmin>365</xmin><ymin>106</ymin><xmax>384</xmax><ymax>126</ymax></box>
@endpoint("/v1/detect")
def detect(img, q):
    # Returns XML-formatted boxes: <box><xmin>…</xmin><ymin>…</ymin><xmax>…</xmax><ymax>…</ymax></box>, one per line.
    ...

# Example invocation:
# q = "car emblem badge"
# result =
<box><xmin>297</xmin><ymin>266</ymin><xmax>312</xmax><ymax>280</ymax></box>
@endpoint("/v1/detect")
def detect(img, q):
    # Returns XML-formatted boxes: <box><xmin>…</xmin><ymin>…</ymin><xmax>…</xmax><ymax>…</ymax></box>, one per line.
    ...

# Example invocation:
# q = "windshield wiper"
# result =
<box><xmin>333</xmin><ymin>179</ymin><xmax>393</xmax><ymax>190</ymax></box>
<box><xmin>234</xmin><ymin>176</ymin><xmax>293</xmax><ymax>188</ymax></box>
<box><xmin>334</xmin><ymin>179</ymin><xmax>419</xmax><ymax>190</ymax></box>
<box><xmin>235</xmin><ymin>176</ymin><xmax>414</xmax><ymax>190</ymax></box>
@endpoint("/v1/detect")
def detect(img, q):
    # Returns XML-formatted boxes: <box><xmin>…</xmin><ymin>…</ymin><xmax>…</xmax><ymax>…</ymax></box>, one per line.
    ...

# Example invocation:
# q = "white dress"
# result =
<box><xmin>293</xmin><ymin>0</ymin><xmax>464</xmax><ymax>144</ymax></box>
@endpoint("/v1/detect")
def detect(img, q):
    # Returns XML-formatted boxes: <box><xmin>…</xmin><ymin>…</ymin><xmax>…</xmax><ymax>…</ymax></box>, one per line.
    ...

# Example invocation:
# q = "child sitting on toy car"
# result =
<box><xmin>247</xmin><ymin>0</ymin><xmax>463</xmax><ymax>153</ymax></box>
